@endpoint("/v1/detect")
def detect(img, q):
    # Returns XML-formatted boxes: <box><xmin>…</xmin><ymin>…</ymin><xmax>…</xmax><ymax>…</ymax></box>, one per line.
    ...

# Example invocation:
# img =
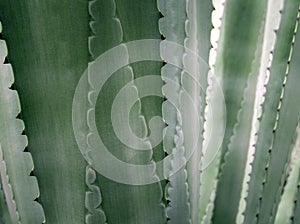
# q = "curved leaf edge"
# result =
<box><xmin>0</xmin><ymin>22</ymin><xmax>45</xmax><ymax>224</ymax></box>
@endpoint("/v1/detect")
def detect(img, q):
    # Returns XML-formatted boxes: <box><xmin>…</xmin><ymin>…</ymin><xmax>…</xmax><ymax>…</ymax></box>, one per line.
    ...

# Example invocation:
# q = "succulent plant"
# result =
<box><xmin>0</xmin><ymin>0</ymin><xmax>300</xmax><ymax>223</ymax></box>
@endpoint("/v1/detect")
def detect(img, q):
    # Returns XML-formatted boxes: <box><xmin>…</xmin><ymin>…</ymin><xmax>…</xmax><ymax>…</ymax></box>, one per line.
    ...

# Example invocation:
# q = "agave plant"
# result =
<box><xmin>0</xmin><ymin>0</ymin><xmax>300</xmax><ymax>223</ymax></box>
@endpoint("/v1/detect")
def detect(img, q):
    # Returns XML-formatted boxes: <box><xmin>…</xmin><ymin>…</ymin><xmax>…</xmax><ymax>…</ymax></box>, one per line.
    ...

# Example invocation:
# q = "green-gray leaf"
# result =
<box><xmin>0</xmin><ymin>23</ymin><xmax>45</xmax><ymax>224</ymax></box>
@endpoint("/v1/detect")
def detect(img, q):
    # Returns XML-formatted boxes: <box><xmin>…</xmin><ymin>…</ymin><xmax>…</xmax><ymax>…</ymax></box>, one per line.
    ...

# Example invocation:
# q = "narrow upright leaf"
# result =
<box><xmin>275</xmin><ymin>124</ymin><xmax>300</xmax><ymax>224</ymax></box>
<box><xmin>244</xmin><ymin>2</ymin><xmax>300</xmax><ymax>223</ymax></box>
<box><xmin>199</xmin><ymin>1</ymin><xmax>225</xmax><ymax>223</ymax></box>
<box><xmin>0</xmin><ymin>23</ymin><xmax>45</xmax><ymax>224</ymax></box>
<box><xmin>159</xmin><ymin>0</ymin><xmax>212</xmax><ymax>223</ymax></box>
<box><xmin>88</xmin><ymin>1</ymin><xmax>166</xmax><ymax>223</ymax></box>
<box><xmin>211</xmin><ymin>0</ymin><xmax>267</xmax><ymax>223</ymax></box>
<box><xmin>0</xmin><ymin>184</ymin><xmax>10</xmax><ymax>224</ymax></box>
<box><xmin>257</xmin><ymin>7</ymin><xmax>300</xmax><ymax>224</ymax></box>
<box><xmin>291</xmin><ymin>170</ymin><xmax>300</xmax><ymax>224</ymax></box>
<box><xmin>158</xmin><ymin>1</ymin><xmax>191</xmax><ymax>223</ymax></box>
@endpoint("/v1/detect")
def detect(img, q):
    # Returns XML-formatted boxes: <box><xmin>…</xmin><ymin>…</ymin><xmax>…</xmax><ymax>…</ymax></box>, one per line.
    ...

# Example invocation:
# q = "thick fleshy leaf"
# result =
<box><xmin>158</xmin><ymin>0</ymin><xmax>191</xmax><ymax>223</ymax></box>
<box><xmin>87</xmin><ymin>0</ymin><xmax>166</xmax><ymax>223</ymax></box>
<box><xmin>0</xmin><ymin>1</ymin><xmax>90</xmax><ymax>223</ymax></box>
<box><xmin>0</xmin><ymin>23</ymin><xmax>45</xmax><ymax>224</ymax></box>
<box><xmin>0</xmin><ymin>145</ymin><xmax>13</xmax><ymax>224</ymax></box>
<box><xmin>257</xmin><ymin>8</ymin><xmax>300</xmax><ymax>224</ymax></box>
<box><xmin>158</xmin><ymin>0</ymin><xmax>212</xmax><ymax>223</ymax></box>
<box><xmin>211</xmin><ymin>0</ymin><xmax>268</xmax><ymax>223</ymax></box>
<box><xmin>199</xmin><ymin>1</ymin><xmax>225</xmax><ymax>223</ymax></box>
<box><xmin>0</xmin><ymin>190</ymin><xmax>10</xmax><ymax>224</ymax></box>
<box><xmin>244</xmin><ymin>2</ymin><xmax>300</xmax><ymax>224</ymax></box>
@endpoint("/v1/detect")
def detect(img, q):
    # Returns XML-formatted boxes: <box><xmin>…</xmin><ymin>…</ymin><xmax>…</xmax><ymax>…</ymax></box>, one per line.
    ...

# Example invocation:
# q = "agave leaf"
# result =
<box><xmin>213</xmin><ymin>23</ymin><xmax>264</xmax><ymax>224</ymax></box>
<box><xmin>275</xmin><ymin>124</ymin><xmax>300</xmax><ymax>224</ymax></box>
<box><xmin>219</xmin><ymin>0</ymin><xmax>285</xmax><ymax>223</ymax></box>
<box><xmin>86</xmin><ymin>1</ymin><xmax>119</xmax><ymax>223</ymax></box>
<box><xmin>257</xmin><ymin>8</ymin><xmax>300</xmax><ymax>224</ymax></box>
<box><xmin>213</xmin><ymin>0</ymin><xmax>267</xmax><ymax>161</ymax></box>
<box><xmin>211</xmin><ymin>0</ymin><xmax>267</xmax><ymax>223</ymax></box>
<box><xmin>0</xmin><ymin>181</ymin><xmax>11</xmax><ymax>224</ymax></box>
<box><xmin>291</xmin><ymin>169</ymin><xmax>300</xmax><ymax>224</ymax></box>
<box><xmin>0</xmin><ymin>1</ymin><xmax>90</xmax><ymax>223</ymax></box>
<box><xmin>0</xmin><ymin>23</ymin><xmax>45</xmax><ymax>223</ymax></box>
<box><xmin>87</xmin><ymin>0</ymin><xmax>166</xmax><ymax>223</ymax></box>
<box><xmin>185</xmin><ymin>1</ymin><xmax>212</xmax><ymax>223</ymax></box>
<box><xmin>0</xmin><ymin>145</ymin><xmax>18</xmax><ymax>224</ymax></box>
<box><xmin>199</xmin><ymin>1</ymin><xmax>225</xmax><ymax>223</ymax></box>
<box><xmin>244</xmin><ymin>2</ymin><xmax>300</xmax><ymax>223</ymax></box>
<box><xmin>158</xmin><ymin>0</ymin><xmax>212</xmax><ymax>223</ymax></box>
<box><xmin>158</xmin><ymin>0</ymin><xmax>191</xmax><ymax>223</ymax></box>
<box><xmin>85</xmin><ymin>165</ymin><xmax>107</xmax><ymax>224</ymax></box>
<box><xmin>199</xmin><ymin>73</ymin><xmax>226</xmax><ymax>224</ymax></box>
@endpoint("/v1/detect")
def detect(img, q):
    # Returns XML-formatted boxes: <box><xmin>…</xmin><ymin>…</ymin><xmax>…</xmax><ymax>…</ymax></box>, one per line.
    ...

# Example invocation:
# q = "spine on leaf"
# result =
<box><xmin>274</xmin><ymin>123</ymin><xmax>300</xmax><ymax>224</ymax></box>
<box><xmin>0</xmin><ymin>23</ymin><xmax>45</xmax><ymax>224</ymax></box>
<box><xmin>210</xmin><ymin>0</ymin><xmax>267</xmax><ymax>223</ymax></box>
<box><xmin>158</xmin><ymin>0</ymin><xmax>191</xmax><ymax>223</ymax></box>
<box><xmin>244</xmin><ymin>3</ymin><xmax>300</xmax><ymax>224</ymax></box>
<box><xmin>88</xmin><ymin>1</ymin><xmax>166</xmax><ymax>223</ymax></box>
<box><xmin>159</xmin><ymin>0</ymin><xmax>211</xmax><ymax>223</ymax></box>
<box><xmin>199</xmin><ymin>1</ymin><xmax>225</xmax><ymax>223</ymax></box>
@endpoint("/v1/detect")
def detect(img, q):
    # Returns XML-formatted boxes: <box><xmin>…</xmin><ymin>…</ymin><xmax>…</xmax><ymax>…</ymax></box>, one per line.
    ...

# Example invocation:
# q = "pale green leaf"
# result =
<box><xmin>275</xmin><ymin>124</ymin><xmax>300</xmax><ymax>224</ymax></box>
<box><xmin>244</xmin><ymin>2</ymin><xmax>300</xmax><ymax>223</ymax></box>
<box><xmin>211</xmin><ymin>0</ymin><xmax>267</xmax><ymax>223</ymax></box>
